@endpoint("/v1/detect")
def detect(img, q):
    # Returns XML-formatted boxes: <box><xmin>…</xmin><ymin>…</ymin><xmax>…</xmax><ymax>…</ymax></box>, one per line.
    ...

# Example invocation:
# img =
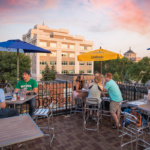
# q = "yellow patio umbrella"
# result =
<box><xmin>77</xmin><ymin>47</ymin><xmax>123</xmax><ymax>75</ymax></box>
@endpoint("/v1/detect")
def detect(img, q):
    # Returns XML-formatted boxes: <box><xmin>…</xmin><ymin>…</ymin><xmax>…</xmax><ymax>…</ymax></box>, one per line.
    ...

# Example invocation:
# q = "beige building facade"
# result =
<box><xmin>124</xmin><ymin>47</ymin><xmax>141</xmax><ymax>62</ymax></box>
<box><xmin>22</xmin><ymin>24</ymin><xmax>94</xmax><ymax>81</ymax></box>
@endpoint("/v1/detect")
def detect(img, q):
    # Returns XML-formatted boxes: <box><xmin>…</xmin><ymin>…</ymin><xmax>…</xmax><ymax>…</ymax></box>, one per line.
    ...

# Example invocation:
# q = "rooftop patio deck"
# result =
<box><xmin>15</xmin><ymin>114</ymin><xmax>149</xmax><ymax>150</ymax></box>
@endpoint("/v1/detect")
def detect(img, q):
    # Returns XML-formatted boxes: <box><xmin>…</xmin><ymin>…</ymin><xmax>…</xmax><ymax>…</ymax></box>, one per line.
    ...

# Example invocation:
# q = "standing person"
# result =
<box><xmin>73</xmin><ymin>74</ymin><xmax>87</xmax><ymax>99</ymax></box>
<box><xmin>103</xmin><ymin>73</ymin><xmax>123</xmax><ymax>128</ymax></box>
<box><xmin>0</xmin><ymin>88</ymin><xmax>18</xmax><ymax>118</ymax></box>
<box><xmin>14</xmin><ymin>71</ymin><xmax>38</xmax><ymax>117</ymax></box>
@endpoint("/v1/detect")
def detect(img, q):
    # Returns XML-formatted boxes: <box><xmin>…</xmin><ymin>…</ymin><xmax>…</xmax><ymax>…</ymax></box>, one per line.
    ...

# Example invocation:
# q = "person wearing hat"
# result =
<box><xmin>14</xmin><ymin>70</ymin><xmax>38</xmax><ymax>116</ymax></box>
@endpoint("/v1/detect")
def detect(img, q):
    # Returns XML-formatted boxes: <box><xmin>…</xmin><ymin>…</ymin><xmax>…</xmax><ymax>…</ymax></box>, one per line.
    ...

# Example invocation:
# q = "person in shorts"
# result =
<box><xmin>103</xmin><ymin>73</ymin><xmax>123</xmax><ymax>128</ymax></box>
<box><xmin>14</xmin><ymin>71</ymin><xmax>38</xmax><ymax>117</ymax></box>
<box><xmin>0</xmin><ymin>88</ymin><xmax>18</xmax><ymax>118</ymax></box>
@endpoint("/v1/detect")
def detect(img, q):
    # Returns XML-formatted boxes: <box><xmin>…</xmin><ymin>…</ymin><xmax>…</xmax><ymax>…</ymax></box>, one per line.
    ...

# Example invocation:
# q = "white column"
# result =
<box><xmin>56</xmin><ymin>41</ymin><xmax>62</xmax><ymax>74</ymax></box>
<box><xmin>56</xmin><ymin>51</ymin><xmax>62</xmax><ymax>74</ymax></box>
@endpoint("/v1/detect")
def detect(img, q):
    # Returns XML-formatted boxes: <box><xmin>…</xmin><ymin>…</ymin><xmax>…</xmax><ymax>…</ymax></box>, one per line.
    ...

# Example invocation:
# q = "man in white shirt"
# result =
<box><xmin>0</xmin><ymin>88</ymin><xmax>18</xmax><ymax>118</ymax></box>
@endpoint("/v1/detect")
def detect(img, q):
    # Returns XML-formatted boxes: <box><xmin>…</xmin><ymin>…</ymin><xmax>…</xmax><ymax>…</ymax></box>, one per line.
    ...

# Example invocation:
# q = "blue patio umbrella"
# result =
<box><xmin>0</xmin><ymin>39</ymin><xmax>51</xmax><ymax>81</ymax></box>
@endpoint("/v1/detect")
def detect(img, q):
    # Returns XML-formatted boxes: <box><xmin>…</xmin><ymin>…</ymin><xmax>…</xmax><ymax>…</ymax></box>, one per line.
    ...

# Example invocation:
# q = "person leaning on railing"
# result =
<box><xmin>14</xmin><ymin>71</ymin><xmax>38</xmax><ymax>117</ymax></box>
<box><xmin>73</xmin><ymin>74</ymin><xmax>88</xmax><ymax>99</ymax></box>
<box><xmin>103</xmin><ymin>73</ymin><xmax>123</xmax><ymax>129</ymax></box>
<box><xmin>0</xmin><ymin>88</ymin><xmax>18</xmax><ymax>118</ymax></box>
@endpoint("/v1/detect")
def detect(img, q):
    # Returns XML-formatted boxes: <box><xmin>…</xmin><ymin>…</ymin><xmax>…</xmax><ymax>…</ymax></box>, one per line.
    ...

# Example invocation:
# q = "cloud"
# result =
<box><xmin>0</xmin><ymin>0</ymin><xmax>60</xmax><ymax>25</ymax></box>
<box><xmin>82</xmin><ymin>0</ymin><xmax>150</xmax><ymax>34</ymax></box>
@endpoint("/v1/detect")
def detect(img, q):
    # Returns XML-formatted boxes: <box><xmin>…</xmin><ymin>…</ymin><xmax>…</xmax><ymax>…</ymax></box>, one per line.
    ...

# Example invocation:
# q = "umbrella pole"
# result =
<box><xmin>101</xmin><ymin>61</ymin><xmax>102</xmax><ymax>79</ymax></box>
<box><xmin>17</xmin><ymin>49</ymin><xmax>19</xmax><ymax>82</ymax></box>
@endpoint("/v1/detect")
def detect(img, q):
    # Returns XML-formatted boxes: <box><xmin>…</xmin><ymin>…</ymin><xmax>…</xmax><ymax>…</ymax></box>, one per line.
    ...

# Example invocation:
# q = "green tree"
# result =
<box><xmin>113</xmin><ymin>72</ymin><xmax>120</xmax><ymax>81</ymax></box>
<box><xmin>41</xmin><ymin>64</ymin><xmax>56</xmax><ymax>81</ymax></box>
<box><xmin>128</xmin><ymin>57</ymin><xmax>150</xmax><ymax>83</ymax></box>
<box><xmin>94</xmin><ymin>57</ymin><xmax>134</xmax><ymax>81</ymax></box>
<box><xmin>0</xmin><ymin>52</ymin><xmax>31</xmax><ymax>83</ymax></box>
<box><xmin>124</xmin><ymin>72</ymin><xmax>132</xmax><ymax>83</ymax></box>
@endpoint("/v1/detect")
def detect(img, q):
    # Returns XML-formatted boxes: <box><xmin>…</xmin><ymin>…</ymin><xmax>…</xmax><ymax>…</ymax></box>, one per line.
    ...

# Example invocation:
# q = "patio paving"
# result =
<box><xmin>15</xmin><ymin>113</ymin><xmax>149</xmax><ymax>150</ymax></box>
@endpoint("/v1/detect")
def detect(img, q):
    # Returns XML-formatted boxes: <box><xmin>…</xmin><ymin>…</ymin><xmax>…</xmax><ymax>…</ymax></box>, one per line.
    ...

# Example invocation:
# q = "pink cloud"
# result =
<box><xmin>85</xmin><ymin>0</ymin><xmax>150</xmax><ymax>34</ymax></box>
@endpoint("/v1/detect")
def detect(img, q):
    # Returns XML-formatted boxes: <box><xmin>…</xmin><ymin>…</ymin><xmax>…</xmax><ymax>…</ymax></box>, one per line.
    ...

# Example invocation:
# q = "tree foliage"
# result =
<box><xmin>94</xmin><ymin>56</ymin><xmax>150</xmax><ymax>84</ymax></box>
<box><xmin>41</xmin><ymin>64</ymin><xmax>56</xmax><ymax>81</ymax></box>
<box><xmin>0</xmin><ymin>52</ymin><xmax>31</xmax><ymax>83</ymax></box>
<box><xmin>113</xmin><ymin>72</ymin><xmax>120</xmax><ymax>81</ymax></box>
<box><xmin>94</xmin><ymin>57</ymin><xmax>134</xmax><ymax>81</ymax></box>
<box><xmin>128</xmin><ymin>57</ymin><xmax>150</xmax><ymax>83</ymax></box>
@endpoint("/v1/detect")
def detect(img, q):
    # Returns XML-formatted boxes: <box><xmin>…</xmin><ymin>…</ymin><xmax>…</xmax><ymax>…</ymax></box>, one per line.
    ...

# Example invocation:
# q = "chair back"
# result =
<box><xmin>49</xmin><ymin>101</ymin><xmax>54</xmax><ymax>111</ymax></box>
<box><xmin>86</xmin><ymin>98</ymin><xmax>99</xmax><ymax>107</ymax></box>
<box><xmin>124</xmin><ymin>112</ymin><xmax>137</xmax><ymax>126</ymax></box>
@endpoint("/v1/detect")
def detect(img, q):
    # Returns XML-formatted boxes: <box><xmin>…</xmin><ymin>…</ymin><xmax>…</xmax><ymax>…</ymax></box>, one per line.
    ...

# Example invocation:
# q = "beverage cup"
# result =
<box><xmin>144</xmin><ymin>94</ymin><xmax>148</xmax><ymax>103</ymax></box>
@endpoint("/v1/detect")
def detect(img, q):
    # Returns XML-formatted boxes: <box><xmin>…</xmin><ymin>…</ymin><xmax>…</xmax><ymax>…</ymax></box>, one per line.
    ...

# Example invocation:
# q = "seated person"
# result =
<box><xmin>91</xmin><ymin>71</ymin><xmax>100</xmax><ymax>83</ymax></box>
<box><xmin>14</xmin><ymin>70</ymin><xmax>38</xmax><ymax>117</ymax></box>
<box><xmin>88</xmin><ymin>76</ymin><xmax>103</xmax><ymax>105</ymax></box>
<box><xmin>73</xmin><ymin>74</ymin><xmax>88</xmax><ymax>99</ymax></box>
<box><xmin>0</xmin><ymin>88</ymin><xmax>18</xmax><ymax>118</ymax></box>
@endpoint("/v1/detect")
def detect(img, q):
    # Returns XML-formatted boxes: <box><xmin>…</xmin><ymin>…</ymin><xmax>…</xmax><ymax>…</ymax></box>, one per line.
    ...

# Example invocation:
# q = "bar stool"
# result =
<box><xmin>120</xmin><ymin>112</ymin><xmax>150</xmax><ymax>150</ymax></box>
<box><xmin>83</xmin><ymin>98</ymin><xmax>102</xmax><ymax>133</ymax></box>
<box><xmin>33</xmin><ymin>101</ymin><xmax>54</xmax><ymax>147</ymax></box>
<box><xmin>70</xmin><ymin>97</ymin><xmax>85</xmax><ymax>116</ymax></box>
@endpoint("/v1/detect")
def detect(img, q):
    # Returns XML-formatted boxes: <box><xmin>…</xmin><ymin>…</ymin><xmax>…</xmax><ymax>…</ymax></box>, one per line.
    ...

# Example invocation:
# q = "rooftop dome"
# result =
<box><xmin>125</xmin><ymin>47</ymin><xmax>135</xmax><ymax>54</ymax></box>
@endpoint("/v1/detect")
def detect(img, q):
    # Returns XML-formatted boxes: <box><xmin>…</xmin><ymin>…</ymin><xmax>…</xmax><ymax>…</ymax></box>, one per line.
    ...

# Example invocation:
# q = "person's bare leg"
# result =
<box><xmin>116</xmin><ymin>110</ymin><xmax>121</xmax><ymax>126</ymax></box>
<box><xmin>111</xmin><ymin>113</ymin><xmax>119</xmax><ymax>127</ymax></box>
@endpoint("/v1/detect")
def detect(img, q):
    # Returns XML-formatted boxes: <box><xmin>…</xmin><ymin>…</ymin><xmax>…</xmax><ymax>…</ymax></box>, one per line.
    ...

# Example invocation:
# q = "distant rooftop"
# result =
<box><xmin>124</xmin><ymin>47</ymin><xmax>135</xmax><ymax>54</ymax></box>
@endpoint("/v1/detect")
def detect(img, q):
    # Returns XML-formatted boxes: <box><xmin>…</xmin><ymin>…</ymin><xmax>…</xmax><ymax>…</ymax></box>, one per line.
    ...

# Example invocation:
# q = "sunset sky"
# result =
<box><xmin>0</xmin><ymin>0</ymin><xmax>150</xmax><ymax>58</ymax></box>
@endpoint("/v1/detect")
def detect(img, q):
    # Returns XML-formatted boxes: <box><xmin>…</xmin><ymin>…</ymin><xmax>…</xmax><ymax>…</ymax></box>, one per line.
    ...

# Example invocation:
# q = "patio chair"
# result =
<box><xmin>83</xmin><ymin>98</ymin><xmax>102</xmax><ymax>133</ymax></box>
<box><xmin>70</xmin><ymin>97</ymin><xmax>85</xmax><ymax>116</ymax></box>
<box><xmin>33</xmin><ymin>101</ymin><xmax>54</xmax><ymax>147</ymax></box>
<box><xmin>120</xmin><ymin>112</ymin><xmax>150</xmax><ymax>150</ymax></box>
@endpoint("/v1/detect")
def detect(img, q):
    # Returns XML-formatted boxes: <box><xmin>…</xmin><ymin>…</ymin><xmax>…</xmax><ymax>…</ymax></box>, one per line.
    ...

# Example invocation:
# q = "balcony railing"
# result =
<box><xmin>0</xmin><ymin>81</ymin><xmax>148</xmax><ymax>115</ymax></box>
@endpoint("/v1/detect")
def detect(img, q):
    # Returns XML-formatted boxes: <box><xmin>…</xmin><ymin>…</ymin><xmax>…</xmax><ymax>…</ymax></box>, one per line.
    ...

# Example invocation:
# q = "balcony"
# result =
<box><xmin>13</xmin><ymin>113</ymin><xmax>149</xmax><ymax>150</ymax></box>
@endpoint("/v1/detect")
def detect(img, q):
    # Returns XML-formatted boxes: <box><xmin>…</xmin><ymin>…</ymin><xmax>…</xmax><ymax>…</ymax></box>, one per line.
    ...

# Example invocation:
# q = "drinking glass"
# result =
<box><xmin>6</xmin><ymin>87</ymin><xmax>12</xmax><ymax>96</ymax></box>
<box><xmin>144</xmin><ymin>94</ymin><xmax>148</xmax><ymax>103</ymax></box>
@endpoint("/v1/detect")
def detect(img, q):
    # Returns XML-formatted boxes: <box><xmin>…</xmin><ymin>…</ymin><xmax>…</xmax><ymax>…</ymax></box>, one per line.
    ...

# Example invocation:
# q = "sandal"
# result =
<box><xmin>112</xmin><ymin>125</ymin><xmax>117</xmax><ymax>129</ymax></box>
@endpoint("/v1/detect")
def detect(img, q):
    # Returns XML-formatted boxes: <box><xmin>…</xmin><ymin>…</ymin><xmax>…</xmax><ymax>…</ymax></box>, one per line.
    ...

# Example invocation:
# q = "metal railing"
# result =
<box><xmin>0</xmin><ymin>81</ymin><xmax>148</xmax><ymax>115</ymax></box>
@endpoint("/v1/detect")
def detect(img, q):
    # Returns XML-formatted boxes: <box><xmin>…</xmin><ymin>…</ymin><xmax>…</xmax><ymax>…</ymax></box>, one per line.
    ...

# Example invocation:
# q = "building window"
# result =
<box><xmin>50</xmin><ymin>43</ymin><xmax>57</xmax><ymax>48</ymax></box>
<box><xmin>62</xmin><ymin>70</ymin><xmax>68</xmax><ymax>74</ymax></box>
<box><xmin>69</xmin><ymin>53</ymin><xmax>75</xmax><ymax>58</ymax></box>
<box><xmin>50</xmin><ymin>61</ymin><xmax>57</xmax><ymax>65</ymax></box>
<box><xmin>40</xmin><ymin>70</ymin><xmax>44</xmax><ymax>74</ymax></box>
<box><xmin>39</xmin><ymin>42</ymin><xmax>47</xmax><ymax>47</ymax></box>
<box><xmin>50</xmin><ymin>52</ymin><xmax>57</xmax><ymax>57</ymax></box>
<box><xmin>62</xmin><ymin>53</ymin><xmax>68</xmax><ymax>57</ymax></box>
<box><xmin>69</xmin><ymin>70</ymin><xmax>74</xmax><ymax>74</ymax></box>
<box><xmin>80</xmin><ymin>45</ymin><xmax>85</xmax><ymax>50</ymax></box>
<box><xmin>87</xmin><ymin>62</ymin><xmax>92</xmax><ymax>65</ymax></box>
<box><xmin>62</xmin><ymin>61</ymin><xmax>68</xmax><ymax>65</ymax></box>
<box><xmin>70</xmin><ymin>45</ymin><xmax>75</xmax><ymax>49</ymax></box>
<box><xmin>40</xmin><ymin>61</ymin><xmax>46</xmax><ymax>65</ymax></box>
<box><xmin>39</xmin><ymin>53</ymin><xmax>47</xmax><ymax>56</ymax></box>
<box><xmin>79</xmin><ymin>70</ymin><xmax>84</xmax><ymax>73</ymax></box>
<box><xmin>87</xmin><ymin>70</ymin><xmax>92</xmax><ymax>73</ymax></box>
<box><xmin>87</xmin><ymin>46</ymin><xmax>92</xmax><ymax>51</ymax></box>
<box><xmin>62</xmin><ymin>44</ymin><xmax>68</xmax><ymax>49</ymax></box>
<box><xmin>79</xmin><ymin>62</ymin><xmax>84</xmax><ymax>65</ymax></box>
<box><xmin>69</xmin><ymin>61</ymin><xmax>75</xmax><ymax>65</ymax></box>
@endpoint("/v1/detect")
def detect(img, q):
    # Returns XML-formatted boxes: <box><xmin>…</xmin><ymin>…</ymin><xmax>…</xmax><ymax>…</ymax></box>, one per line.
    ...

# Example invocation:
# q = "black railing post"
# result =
<box><xmin>134</xmin><ymin>84</ymin><xmax>136</xmax><ymax>100</ymax></box>
<box><xmin>65</xmin><ymin>81</ymin><xmax>68</xmax><ymax>115</ymax></box>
